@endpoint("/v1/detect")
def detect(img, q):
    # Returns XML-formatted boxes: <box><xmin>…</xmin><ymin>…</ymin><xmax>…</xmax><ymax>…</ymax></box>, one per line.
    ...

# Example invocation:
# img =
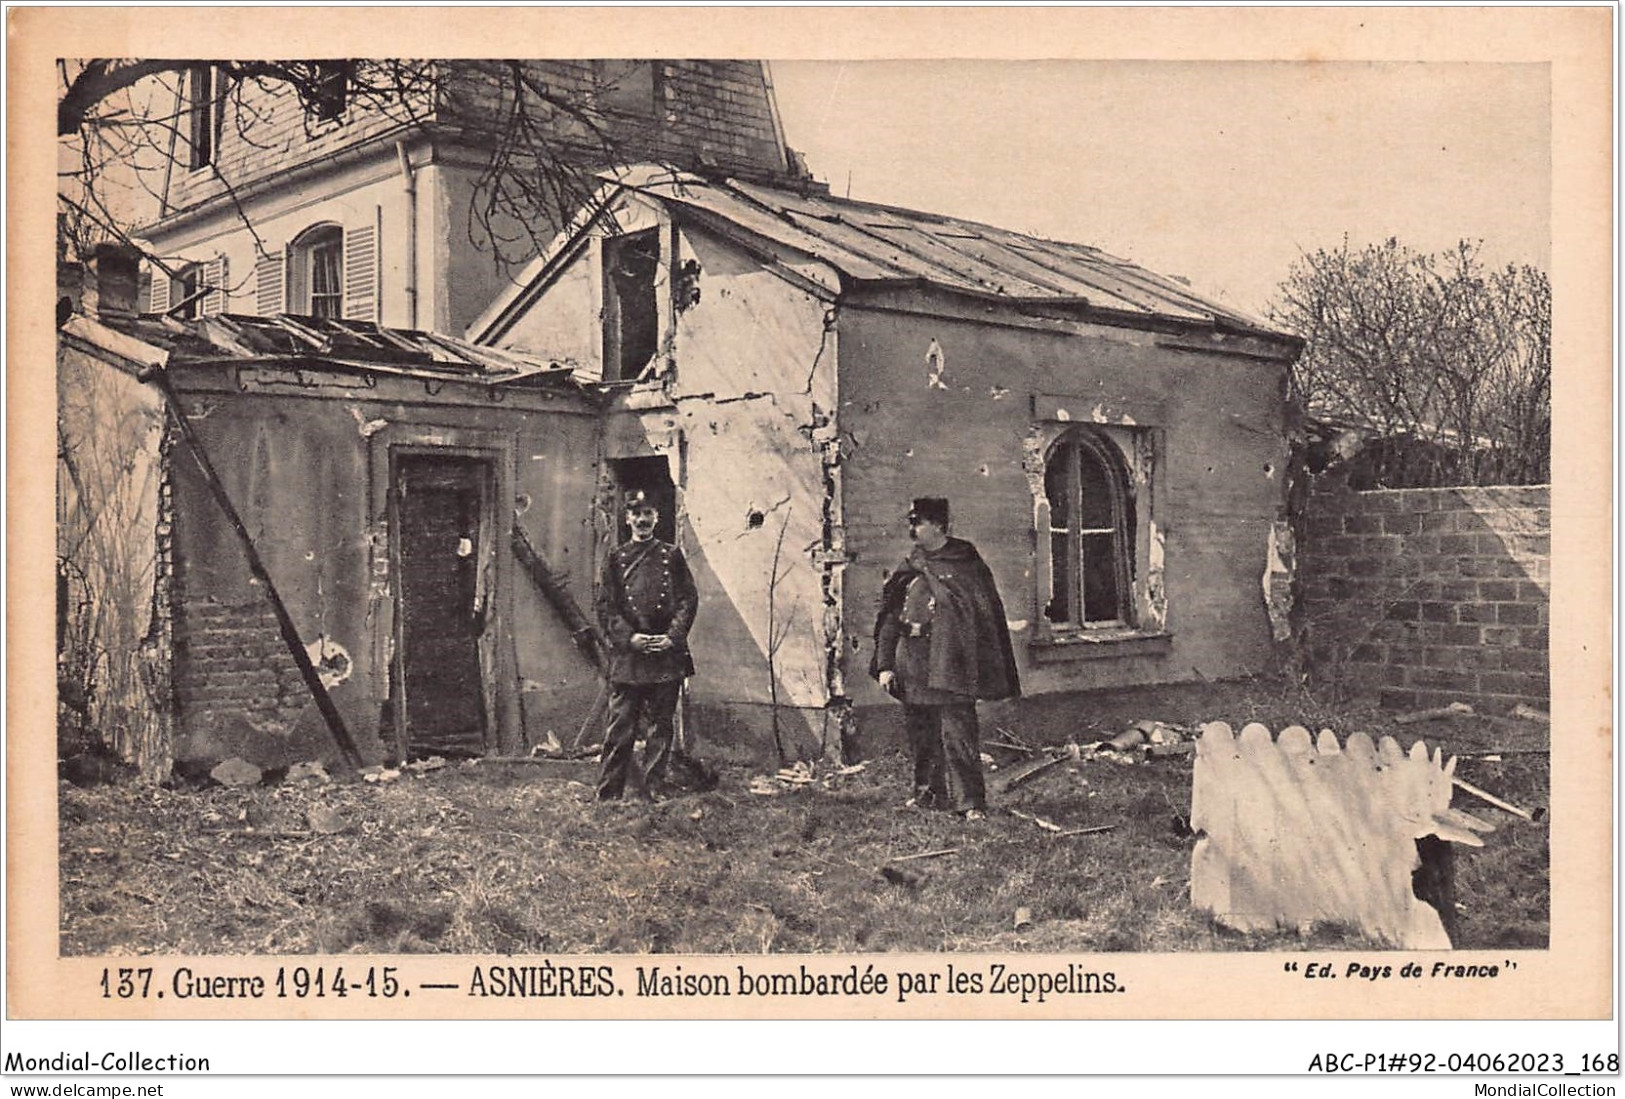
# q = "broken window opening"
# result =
<box><xmin>1044</xmin><ymin>428</ymin><xmax>1135</xmax><ymax>629</ymax></box>
<box><xmin>601</xmin><ymin>229</ymin><xmax>661</xmax><ymax>382</ymax></box>
<box><xmin>185</xmin><ymin>65</ymin><xmax>224</xmax><ymax>171</ymax></box>
<box><xmin>591</xmin><ymin>60</ymin><xmax>658</xmax><ymax>119</ymax></box>
<box><xmin>308</xmin><ymin>60</ymin><xmax>351</xmax><ymax>122</ymax></box>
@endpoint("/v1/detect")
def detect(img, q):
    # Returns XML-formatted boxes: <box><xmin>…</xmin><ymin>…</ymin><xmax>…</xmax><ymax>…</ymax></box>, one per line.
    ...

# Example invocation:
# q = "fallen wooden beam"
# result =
<box><xmin>887</xmin><ymin>847</ymin><xmax>959</xmax><ymax>863</ymax></box>
<box><xmin>1053</xmin><ymin>823</ymin><xmax>1118</xmax><ymax>839</ymax></box>
<box><xmin>996</xmin><ymin>754</ymin><xmax>1065</xmax><ymax>792</ymax></box>
<box><xmin>1452</xmin><ymin>775</ymin><xmax>1538</xmax><ymax>821</ymax></box>
<box><xmin>482</xmin><ymin>753</ymin><xmax>598</xmax><ymax>764</ymax></box>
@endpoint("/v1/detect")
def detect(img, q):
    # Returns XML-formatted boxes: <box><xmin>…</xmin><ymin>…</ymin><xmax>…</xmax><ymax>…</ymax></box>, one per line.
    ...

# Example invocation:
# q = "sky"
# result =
<box><xmin>767</xmin><ymin>60</ymin><xmax>1551</xmax><ymax>318</ymax></box>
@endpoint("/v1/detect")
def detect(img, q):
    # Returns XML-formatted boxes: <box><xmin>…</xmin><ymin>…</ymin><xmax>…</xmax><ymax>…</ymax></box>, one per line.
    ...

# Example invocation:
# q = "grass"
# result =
<box><xmin>57</xmin><ymin>677</ymin><xmax>1549</xmax><ymax>956</ymax></box>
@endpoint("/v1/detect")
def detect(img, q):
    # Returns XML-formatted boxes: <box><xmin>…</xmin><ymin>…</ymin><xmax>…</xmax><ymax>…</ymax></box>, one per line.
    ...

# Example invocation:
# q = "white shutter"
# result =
<box><xmin>254</xmin><ymin>249</ymin><xmax>284</xmax><ymax>316</ymax></box>
<box><xmin>204</xmin><ymin>255</ymin><xmax>229</xmax><ymax>315</ymax></box>
<box><xmin>343</xmin><ymin>224</ymin><xmax>377</xmax><ymax>322</ymax></box>
<box><xmin>148</xmin><ymin>266</ymin><xmax>171</xmax><ymax>314</ymax></box>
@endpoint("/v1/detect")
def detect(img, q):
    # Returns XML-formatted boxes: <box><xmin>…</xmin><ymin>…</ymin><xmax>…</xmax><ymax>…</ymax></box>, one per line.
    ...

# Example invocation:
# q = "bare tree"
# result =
<box><xmin>1269</xmin><ymin>237</ymin><xmax>1550</xmax><ymax>487</ymax></box>
<box><xmin>57</xmin><ymin>59</ymin><xmax>639</xmax><ymax>274</ymax></box>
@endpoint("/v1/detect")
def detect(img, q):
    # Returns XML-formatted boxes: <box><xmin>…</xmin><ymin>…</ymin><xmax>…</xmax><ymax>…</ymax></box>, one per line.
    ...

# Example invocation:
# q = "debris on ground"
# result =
<box><xmin>993</xmin><ymin>753</ymin><xmax>1065</xmax><ymax>793</ymax></box>
<box><xmin>210</xmin><ymin>758</ymin><xmax>261</xmax><ymax>788</ymax></box>
<box><xmin>776</xmin><ymin>761</ymin><xmax>815</xmax><ymax>786</ymax></box>
<box><xmin>362</xmin><ymin>767</ymin><xmax>401</xmax><ymax>784</ymax></box>
<box><xmin>1510</xmin><ymin>703</ymin><xmax>1550</xmax><ymax>723</ymax></box>
<box><xmin>751</xmin><ymin>758</ymin><xmax>871</xmax><ymax>795</ymax></box>
<box><xmin>306</xmin><ymin>805</ymin><xmax>346</xmax><ymax>834</ymax></box>
<box><xmin>879</xmin><ymin>864</ymin><xmax>925</xmax><ymax>889</ymax></box>
<box><xmin>285</xmin><ymin>761</ymin><xmax>330</xmax><ymax>785</ymax></box>
<box><xmin>1013</xmin><ymin>905</ymin><xmax>1034</xmax><ymax>930</ymax></box>
<box><xmin>1008</xmin><ymin>807</ymin><xmax>1064</xmax><ymax>833</ymax></box>
<box><xmin>404</xmin><ymin>756</ymin><xmax>446</xmax><ymax>774</ymax></box>
<box><xmin>1394</xmin><ymin>701</ymin><xmax>1475</xmax><ymax>725</ymax></box>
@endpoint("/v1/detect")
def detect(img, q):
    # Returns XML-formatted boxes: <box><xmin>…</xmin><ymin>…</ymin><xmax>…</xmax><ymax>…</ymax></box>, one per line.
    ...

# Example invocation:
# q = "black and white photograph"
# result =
<box><xmin>6</xmin><ymin>3</ymin><xmax>1614</xmax><ymax>1084</ymax></box>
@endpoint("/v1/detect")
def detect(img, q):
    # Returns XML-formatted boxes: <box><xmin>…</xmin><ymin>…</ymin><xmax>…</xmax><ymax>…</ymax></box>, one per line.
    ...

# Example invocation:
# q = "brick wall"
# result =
<box><xmin>173</xmin><ymin>600</ymin><xmax>312</xmax><ymax>759</ymax></box>
<box><xmin>1297</xmin><ymin>485</ymin><xmax>1550</xmax><ymax>713</ymax></box>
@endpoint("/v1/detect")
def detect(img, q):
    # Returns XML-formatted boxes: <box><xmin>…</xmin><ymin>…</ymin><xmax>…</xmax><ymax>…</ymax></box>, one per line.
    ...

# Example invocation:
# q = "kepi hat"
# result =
<box><xmin>908</xmin><ymin>496</ymin><xmax>950</xmax><ymax>528</ymax></box>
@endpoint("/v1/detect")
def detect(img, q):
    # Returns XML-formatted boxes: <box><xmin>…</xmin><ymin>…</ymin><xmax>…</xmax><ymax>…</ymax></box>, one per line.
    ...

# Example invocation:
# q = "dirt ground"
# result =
<box><xmin>57</xmin><ymin>676</ymin><xmax>1549</xmax><ymax>956</ymax></box>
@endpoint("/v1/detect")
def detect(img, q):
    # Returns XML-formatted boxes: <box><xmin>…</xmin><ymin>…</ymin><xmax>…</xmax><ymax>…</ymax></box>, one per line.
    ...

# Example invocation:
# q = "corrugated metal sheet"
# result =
<box><xmin>613</xmin><ymin>166</ymin><xmax>1280</xmax><ymax>334</ymax></box>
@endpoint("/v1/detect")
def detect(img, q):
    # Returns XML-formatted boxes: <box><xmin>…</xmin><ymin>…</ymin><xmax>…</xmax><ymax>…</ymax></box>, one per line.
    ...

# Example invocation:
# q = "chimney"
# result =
<box><xmin>90</xmin><ymin>242</ymin><xmax>143</xmax><ymax>320</ymax></box>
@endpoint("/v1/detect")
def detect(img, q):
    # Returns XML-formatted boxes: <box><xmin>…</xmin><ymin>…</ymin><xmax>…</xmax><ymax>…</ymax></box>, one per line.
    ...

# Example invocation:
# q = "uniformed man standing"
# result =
<box><xmin>870</xmin><ymin>497</ymin><xmax>1020</xmax><ymax>820</ymax></box>
<box><xmin>594</xmin><ymin>491</ymin><xmax>698</xmax><ymax>801</ymax></box>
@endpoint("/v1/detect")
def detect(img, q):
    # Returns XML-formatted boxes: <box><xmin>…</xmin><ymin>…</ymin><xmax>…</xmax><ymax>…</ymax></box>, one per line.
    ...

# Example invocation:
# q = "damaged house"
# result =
<box><xmin>59</xmin><ymin>61</ymin><xmax>1304</xmax><ymax>776</ymax></box>
<box><xmin>59</xmin><ymin>245</ymin><xmax>603</xmax><ymax>777</ymax></box>
<box><xmin>470</xmin><ymin>168</ymin><xmax>1304</xmax><ymax>758</ymax></box>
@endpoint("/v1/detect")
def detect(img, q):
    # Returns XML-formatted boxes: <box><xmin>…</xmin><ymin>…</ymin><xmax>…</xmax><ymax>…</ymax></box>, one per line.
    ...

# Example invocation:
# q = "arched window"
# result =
<box><xmin>1044</xmin><ymin>429</ymin><xmax>1135</xmax><ymax>628</ymax></box>
<box><xmin>288</xmin><ymin>223</ymin><xmax>344</xmax><ymax>318</ymax></box>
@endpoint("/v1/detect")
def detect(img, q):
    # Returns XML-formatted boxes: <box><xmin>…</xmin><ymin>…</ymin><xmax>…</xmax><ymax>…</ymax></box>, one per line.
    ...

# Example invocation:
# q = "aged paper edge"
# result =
<box><xmin>5</xmin><ymin>5</ymin><xmax>1613</xmax><ymax>1031</ymax></box>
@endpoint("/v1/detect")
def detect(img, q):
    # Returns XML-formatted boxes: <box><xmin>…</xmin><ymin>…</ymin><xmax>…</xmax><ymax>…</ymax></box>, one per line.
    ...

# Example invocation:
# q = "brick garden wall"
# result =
<box><xmin>1297</xmin><ymin>485</ymin><xmax>1550</xmax><ymax>713</ymax></box>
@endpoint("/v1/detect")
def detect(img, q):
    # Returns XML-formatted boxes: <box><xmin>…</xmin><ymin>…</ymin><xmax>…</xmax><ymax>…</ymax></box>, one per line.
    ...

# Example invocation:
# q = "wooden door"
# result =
<box><xmin>395</xmin><ymin>455</ymin><xmax>490</xmax><ymax>758</ymax></box>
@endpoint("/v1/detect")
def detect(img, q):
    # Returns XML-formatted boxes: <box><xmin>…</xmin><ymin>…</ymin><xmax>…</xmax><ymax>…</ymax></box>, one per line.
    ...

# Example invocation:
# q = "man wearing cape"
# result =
<box><xmin>870</xmin><ymin>497</ymin><xmax>1020</xmax><ymax>819</ymax></box>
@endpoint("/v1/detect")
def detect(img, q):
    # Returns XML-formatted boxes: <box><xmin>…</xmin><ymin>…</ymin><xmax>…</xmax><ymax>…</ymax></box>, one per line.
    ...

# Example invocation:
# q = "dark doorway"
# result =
<box><xmin>610</xmin><ymin>455</ymin><xmax>676</xmax><ymax>543</ymax></box>
<box><xmin>394</xmin><ymin>454</ymin><xmax>491</xmax><ymax>758</ymax></box>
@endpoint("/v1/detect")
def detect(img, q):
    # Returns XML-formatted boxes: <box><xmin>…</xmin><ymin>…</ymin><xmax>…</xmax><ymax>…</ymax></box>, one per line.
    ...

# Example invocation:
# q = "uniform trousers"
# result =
<box><xmin>903</xmin><ymin>700</ymin><xmax>986</xmax><ymax>813</ymax></box>
<box><xmin>597</xmin><ymin>679</ymin><xmax>681</xmax><ymax>800</ymax></box>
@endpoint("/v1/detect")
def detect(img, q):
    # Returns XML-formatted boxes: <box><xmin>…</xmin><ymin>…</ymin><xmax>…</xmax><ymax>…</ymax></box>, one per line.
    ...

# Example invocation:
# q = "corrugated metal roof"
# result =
<box><xmin>614</xmin><ymin>166</ymin><xmax>1282</xmax><ymax>336</ymax></box>
<box><xmin>99</xmin><ymin>312</ymin><xmax>580</xmax><ymax>386</ymax></box>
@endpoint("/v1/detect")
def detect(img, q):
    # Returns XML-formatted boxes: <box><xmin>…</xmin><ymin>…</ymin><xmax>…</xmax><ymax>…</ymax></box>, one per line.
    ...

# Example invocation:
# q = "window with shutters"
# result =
<box><xmin>160</xmin><ymin>257</ymin><xmax>228</xmax><ymax>319</ymax></box>
<box><xmin>288</xmin><ymin>224</ymin><xmax>344</xmax><ymax>318</ymax></box>
<box><xmin>169</xmin><ymin>263</ymin><xmax>203</xmax><ymax>320</ymax></box>
<box><xmin>185</xmin><ymin>66</ymin><xmax>223</xmax><ymax>171</ymax></box>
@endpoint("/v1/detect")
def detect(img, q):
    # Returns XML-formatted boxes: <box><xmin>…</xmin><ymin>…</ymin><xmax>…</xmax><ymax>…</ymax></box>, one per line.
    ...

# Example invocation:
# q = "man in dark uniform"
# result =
<box><xmin>870</xmin><ymin>497</ymin><xmax>1019</xmax><ymax>821</ymax></box>
<box><xmin>595</xmin><ymin>491</ymin><xmax>698</xmax><ymax>801</ymax></box>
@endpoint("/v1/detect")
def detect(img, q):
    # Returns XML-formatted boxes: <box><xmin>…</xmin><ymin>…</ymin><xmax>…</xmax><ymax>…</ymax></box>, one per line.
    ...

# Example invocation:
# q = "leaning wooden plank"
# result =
<box><xmin>141</xmin><ymin>364</ymin><xmax>364</xmax><ymax>771</ymax></box>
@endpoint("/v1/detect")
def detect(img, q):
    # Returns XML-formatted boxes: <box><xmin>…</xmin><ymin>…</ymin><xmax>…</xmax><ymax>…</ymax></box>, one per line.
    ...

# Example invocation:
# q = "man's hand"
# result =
<box><xmin>631</xmin><ymin>633</ymin><xmax>674</xmax><ymax>653</ymax></box>
<box><xmin>878</xmin><ymin>670</ymin><xmax>897</xmax><ymax>694</ymax></box>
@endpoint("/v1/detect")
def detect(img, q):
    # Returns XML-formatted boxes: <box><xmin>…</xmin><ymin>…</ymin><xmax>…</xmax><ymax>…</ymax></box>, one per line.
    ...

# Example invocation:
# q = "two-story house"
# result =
<box><xmin>139</xmin><ymin>61</ymin><xmax>801</xmax><ymax>336</ymax></box>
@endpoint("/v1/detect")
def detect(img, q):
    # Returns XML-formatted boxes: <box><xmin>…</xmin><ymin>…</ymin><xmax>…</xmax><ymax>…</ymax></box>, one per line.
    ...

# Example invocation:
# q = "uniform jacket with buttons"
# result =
<box><xmin>596</xmin><ymin>537</ymin><xmax>698</xmax><ymax>683</ymax></box>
